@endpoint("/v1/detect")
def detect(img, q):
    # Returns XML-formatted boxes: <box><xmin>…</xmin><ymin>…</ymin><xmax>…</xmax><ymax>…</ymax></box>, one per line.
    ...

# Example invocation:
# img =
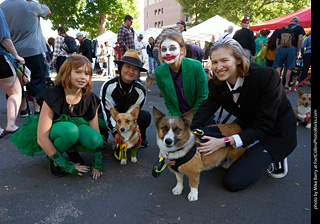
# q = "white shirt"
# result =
<box><xmin>226</xmin><ymin>77</ymin><xmax>244</xmax><ymax>148</ymax></box>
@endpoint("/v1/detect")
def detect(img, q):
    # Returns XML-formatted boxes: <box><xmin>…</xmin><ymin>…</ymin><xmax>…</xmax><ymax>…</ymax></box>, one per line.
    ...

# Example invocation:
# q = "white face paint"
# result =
<box><xmin>160</xmin><ymin>39</ymin><xmax>180</xmax><ymax>64</ymax></box>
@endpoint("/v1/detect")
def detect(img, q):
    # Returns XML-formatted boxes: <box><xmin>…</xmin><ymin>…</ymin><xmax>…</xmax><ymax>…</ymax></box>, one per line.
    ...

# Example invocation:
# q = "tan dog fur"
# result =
<box><xmin>110</xmin><ymin>107</ymin><xmax>140</xmax><ymax>165</ymax></box>
<box><xmin>153</xmin><ymin>107</ymin><xmax>247</xmax><ymax>201</ymax></box>
<box><xmin>294</xmin><ymin>89</ymin><xmax>311</xmax><ymax>129</ymax></box>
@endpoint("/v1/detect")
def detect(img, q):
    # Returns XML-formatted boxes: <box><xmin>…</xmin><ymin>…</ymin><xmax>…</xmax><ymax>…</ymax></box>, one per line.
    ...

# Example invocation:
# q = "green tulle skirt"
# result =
<box><xmin>9</xmin><ymin>114</ymin><xmax>106</xmax><ymax>157</ymax></box>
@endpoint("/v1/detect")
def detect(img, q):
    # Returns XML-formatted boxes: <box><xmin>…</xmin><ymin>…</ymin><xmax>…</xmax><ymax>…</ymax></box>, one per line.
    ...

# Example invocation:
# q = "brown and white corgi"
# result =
<box><xmin>153</xmin><ymin>106</ymin><xmax>247</xmax><ymax>201</ymax></box>
<box><xmin>294</xmin><ymin>89</ymin><xmax>311</xmax><ymax>129</ymax></box>
<box><xmin>110</xmin><ymin>107</ymin><xmax>141</xmax><ymax>165</ymax></box>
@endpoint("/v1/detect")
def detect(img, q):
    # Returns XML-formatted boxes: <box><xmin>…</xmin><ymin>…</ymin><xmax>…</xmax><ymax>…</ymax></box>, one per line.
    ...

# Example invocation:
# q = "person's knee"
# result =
<box><xmin>223</xmin><ymin>175</ymin><xmax>248</xmax><ymax>192</ymax></box>
<box><xmin>138</xmin><ymin>110</ymin><xmax>151</xmax><ymax>128</ymax></box>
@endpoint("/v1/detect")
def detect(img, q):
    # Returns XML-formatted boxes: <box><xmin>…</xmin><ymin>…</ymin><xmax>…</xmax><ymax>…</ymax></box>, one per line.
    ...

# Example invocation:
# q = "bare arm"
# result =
<box><xmin>1</xmin><ymin>38</ymin><xmax>24</xmax><ymax>65</ymax></box>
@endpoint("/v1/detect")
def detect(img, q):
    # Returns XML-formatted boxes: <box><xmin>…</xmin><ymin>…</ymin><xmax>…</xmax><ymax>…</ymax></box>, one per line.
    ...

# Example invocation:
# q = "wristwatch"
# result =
<box><xmin>224</xmin><ymin>137</ymin><xmax>231</xmax><ymax>147</ymax></box>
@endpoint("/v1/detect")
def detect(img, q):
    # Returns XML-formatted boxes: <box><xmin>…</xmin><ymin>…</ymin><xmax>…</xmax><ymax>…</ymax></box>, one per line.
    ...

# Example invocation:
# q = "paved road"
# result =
<box><xmin>0</xmin><ymin>73</ymin><xmax>312</xmax><ymax>223</ymax></box>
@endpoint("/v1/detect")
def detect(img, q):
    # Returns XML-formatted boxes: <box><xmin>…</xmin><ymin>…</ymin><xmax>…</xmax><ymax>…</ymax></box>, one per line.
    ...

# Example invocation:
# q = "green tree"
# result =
<box><xmin>178</xmin><ymin>0</ymin><xmax>311</xmax><ymax>26</ymax></box>
<box><xmin>39</xmin><ymin>0</ymin><xmax>140</xmax><ymax>38</ymax></box>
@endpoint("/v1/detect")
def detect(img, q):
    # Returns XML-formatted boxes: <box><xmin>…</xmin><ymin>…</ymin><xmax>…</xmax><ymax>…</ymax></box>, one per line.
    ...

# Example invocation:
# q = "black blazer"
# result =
<box><xmin>191</xmin><ymin>63</ymin><xmax>297</xmax><ymax>162</ymax></box>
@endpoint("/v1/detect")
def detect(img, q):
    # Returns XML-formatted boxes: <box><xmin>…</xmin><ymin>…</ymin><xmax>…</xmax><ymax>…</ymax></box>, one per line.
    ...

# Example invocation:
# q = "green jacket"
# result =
<box><xmin>154</xmin><ymin>57</ymin><xmax>208</xmax><ymax>116</ymax></box>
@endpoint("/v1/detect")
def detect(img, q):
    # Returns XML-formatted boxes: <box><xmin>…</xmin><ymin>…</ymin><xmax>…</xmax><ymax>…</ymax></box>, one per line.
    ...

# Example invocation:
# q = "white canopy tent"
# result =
<box><xmin>96</xmin><ymin>30</ymin><xmax>117</xmax><ymax>47</ymax></box>
<box><xmin>183</xmin><ymin>15</ymin><xmax>241</xmax><ymax>45</ymax></box>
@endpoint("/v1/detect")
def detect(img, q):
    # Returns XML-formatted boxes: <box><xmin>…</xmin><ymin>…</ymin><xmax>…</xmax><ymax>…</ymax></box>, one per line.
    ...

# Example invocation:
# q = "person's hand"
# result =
<box><xmin>197</xmin><ymin>136</ymin><xmax>225</xmax><ymax>156</ymax></box>
<box><xmin>91</xmin><ymin>169</ymin><xmax>103</xmax><ymax>179</ymax></box>
<box><xmin>15</xmin><ymin>55</ymin><xmax>25</xmax><ymax>65</ymax></box>
<box><xmin>113</xmin><ymin>133</ymin><xmax>120</xmax><ymax>144</ymax></box>
<box><xmin>74</xmin><ymin>163</ymin><xmax>90</xmax><ymax>176</ymax></box>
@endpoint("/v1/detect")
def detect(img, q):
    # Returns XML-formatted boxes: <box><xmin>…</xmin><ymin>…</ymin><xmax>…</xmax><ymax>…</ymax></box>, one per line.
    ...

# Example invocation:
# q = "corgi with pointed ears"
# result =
<box><xmin>294</xmin><ymin>89</ymin><xmax>311</xmax><ymax>129</ymax></box>
<box><xmin>153</xmin><ymin>106</ymin><xmax>247</xmax><ymax>201</ymax></box>
<box><xmin>110</xmin><ymin>107</ymin><xmax>142</xmax><ymax>165</ymax></box>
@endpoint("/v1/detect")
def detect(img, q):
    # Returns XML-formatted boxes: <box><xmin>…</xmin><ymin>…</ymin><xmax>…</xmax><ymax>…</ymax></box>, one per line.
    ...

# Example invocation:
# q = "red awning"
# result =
<box><xmin>250</xmin><ymin>7</ymin><xmax>311</xmax><ymax>31</ymax></box>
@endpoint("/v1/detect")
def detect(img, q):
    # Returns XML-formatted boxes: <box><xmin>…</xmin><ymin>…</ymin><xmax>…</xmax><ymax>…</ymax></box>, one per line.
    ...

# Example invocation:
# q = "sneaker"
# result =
<box><xmin>66</xmin><ymin>151</ymin><xmax>84</xmax><ymax>165</ymax></box>
<box><xmin>267</xmin><ymin>157</ymin><xmax>288</xmax><ymax>178</ymax></box>
<box><xmin>140</xmin><ymin>139</ymin><xmax>149</xmax><ymax>148</ymax></box>
<box><xmin>47</xmin><ymin>156</ymin><xmax>66</xmax><ymax>178</ymax></box>
<box><xmin>20</xmin><ymin>109</ymin><xmax>29</xmax><ymax>118</ymax></box>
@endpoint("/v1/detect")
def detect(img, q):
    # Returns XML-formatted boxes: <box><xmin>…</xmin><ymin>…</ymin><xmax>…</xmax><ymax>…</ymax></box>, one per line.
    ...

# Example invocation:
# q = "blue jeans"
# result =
<box><xmin>148</xmin><ymin>56</ymin><xmax>157</xmax><ymax>75</ymax></box>
<box><xmin>272</xmin><ymin>46</ymin><xmax>296</xmax><ymax>69</ymax></box>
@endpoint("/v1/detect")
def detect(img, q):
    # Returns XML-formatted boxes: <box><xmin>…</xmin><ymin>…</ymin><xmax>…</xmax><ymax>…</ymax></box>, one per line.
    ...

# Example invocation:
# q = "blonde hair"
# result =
<box><xmin>158</xmin><ymin>27</ymin><xmax>186</xmax><ymax>64</ymax></box>
<box><xmin>55</xmin><ymin>55</ymin><xmax>93</xmax><ymax>95</ymax></box>
<box><xmin>210</xmin><ymin>39</ymin><xmax>250</xmax><ymax>85</ymax></box>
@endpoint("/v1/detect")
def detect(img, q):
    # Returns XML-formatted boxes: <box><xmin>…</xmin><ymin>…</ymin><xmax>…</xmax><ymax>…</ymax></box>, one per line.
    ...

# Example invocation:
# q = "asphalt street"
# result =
<box><xmin>0</xmin><ymin>72</ymin><xmax>312</xmax><ymax>224</ymax></box>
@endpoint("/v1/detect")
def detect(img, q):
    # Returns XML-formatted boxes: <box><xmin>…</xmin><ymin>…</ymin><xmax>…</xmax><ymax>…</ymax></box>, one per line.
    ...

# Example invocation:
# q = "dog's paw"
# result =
<box><xmin>120</xmin><ymin>159</ymin><xmax>127</xmax><ymax>165</ymax></box>
<box><xmin>131</xmin><ymin>157</ymin><xmax>137</xmax><ymax>163</ymax></box>
<box><xmin>188</xmin><ymin>188</ymin><xmax>198</xmax><ymax>202</ymax></box>
<box><xmin>306</xmin><ymin>123</ymin><xmax>311</xmax><ymax>129</ymax></box>
<box><xmin>172</xmin><ymin>185</ymin><xmax>183</xmax><ymax>195</ymax></box>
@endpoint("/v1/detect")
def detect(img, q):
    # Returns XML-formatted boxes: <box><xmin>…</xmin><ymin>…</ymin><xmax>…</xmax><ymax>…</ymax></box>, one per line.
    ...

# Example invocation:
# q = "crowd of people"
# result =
<box><xmin>0</xmin><ymin>0</ymin><xmax>311</xmax><ymax>192</ymax></box>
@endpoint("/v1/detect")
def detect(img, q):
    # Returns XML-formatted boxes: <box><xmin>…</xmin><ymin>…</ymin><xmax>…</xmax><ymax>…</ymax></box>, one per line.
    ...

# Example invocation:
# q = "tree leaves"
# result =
<box><xmin>39</xmin><ymin>0</ymin><xmax>140</xmax><ymax>38</ymax></box>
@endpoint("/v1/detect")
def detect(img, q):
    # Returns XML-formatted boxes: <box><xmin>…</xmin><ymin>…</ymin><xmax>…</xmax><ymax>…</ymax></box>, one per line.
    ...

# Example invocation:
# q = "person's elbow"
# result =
<box><xmin>46</xmin><ymin>9</ymin><xmax>51</xmax><ymax>17</ymax></box>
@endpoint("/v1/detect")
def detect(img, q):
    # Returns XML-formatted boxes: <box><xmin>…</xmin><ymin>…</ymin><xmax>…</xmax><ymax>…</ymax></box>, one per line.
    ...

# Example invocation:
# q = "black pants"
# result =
<box><xmin>25</xmin><ymin>54</ymin><xmax>47</xmax><ymax>97</ymax></box>
<box><xmin>137</xmin><ymin>110</ymin><xmax>151</xmax><ymax>141</ymax></box>
<box><xmin>223</xmin><ymin>142</ymin><xmax>273</xmax><ymax>192</ymax></box>
<box><xmin>301</xmin><ymin>53</ymin><xmax>311</xmax><ymax>81</ymax></box>
<box><xmin>56</xmin><ymin>56</ymin><xmax>67</xmax><ymax>74</ymax></box>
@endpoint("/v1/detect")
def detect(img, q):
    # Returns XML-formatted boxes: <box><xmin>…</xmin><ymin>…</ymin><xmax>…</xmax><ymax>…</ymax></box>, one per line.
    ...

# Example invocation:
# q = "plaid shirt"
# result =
<box><xmin>52</xmin><ymin>35</ymin><xmax>73</xmax><ymax>61</ymax></box>
<box><xmin>117</xmin><ymin>25</ymin><xmax>135</xmax><ymax>54</ymax></box>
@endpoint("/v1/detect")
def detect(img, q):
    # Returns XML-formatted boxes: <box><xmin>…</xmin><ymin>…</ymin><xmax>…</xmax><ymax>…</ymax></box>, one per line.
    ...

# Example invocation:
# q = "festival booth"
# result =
<box><xmin>96</xmin><ymin>30</ymin><xmax>117</xmax><ymax>46</ymax></box>
<box><xmin>250</xmin><ymin>7</ymin><xmax>311</xmax><ymax>32</ymax></box>
<box><xmin>183</xmin><ymin>15</ymin><xmax>241</xmax><ymax>46</ymax></box>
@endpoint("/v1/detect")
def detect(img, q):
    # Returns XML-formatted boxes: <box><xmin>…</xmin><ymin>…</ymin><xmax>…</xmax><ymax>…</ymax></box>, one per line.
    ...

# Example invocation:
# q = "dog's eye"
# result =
<box><xmin>125</xmin><ymin>119</ymin><xmax>130</xmax><ymax>123</ymax></box>
<box><xmin>161</xmin><ymin>125</ymin><xmax>168</xmax><ymax>132</ymax></box>
<box><xmin>302</xmin><ymin>97</ymin><xmax>306</xmax><ymax>100</ymax></box>
<box><xmin>174</xmin><ymin>127</ymin><xmax>181</xmax><ymax>133</ymax></box>
<box><xmin>117</xmin><ymin>119</ymin><xmax>121</xmax><ymax>124</ymax></box>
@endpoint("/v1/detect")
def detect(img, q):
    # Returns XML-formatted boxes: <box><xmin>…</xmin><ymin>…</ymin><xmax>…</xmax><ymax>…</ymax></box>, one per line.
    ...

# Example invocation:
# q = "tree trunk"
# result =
<box><xmin>98</xmin><ymin>13</ymin><xmax>106</xmax><ymax>36</ymax></box>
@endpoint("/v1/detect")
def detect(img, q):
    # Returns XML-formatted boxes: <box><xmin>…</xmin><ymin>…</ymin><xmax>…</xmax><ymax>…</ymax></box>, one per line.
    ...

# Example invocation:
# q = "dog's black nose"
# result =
<box><xmin>304</xmin><ymin>102</ymin><xmax>309</xmax><ymax>107</ymax></box>
<box><xmin>165</xmin><ymin>138</ymin><xmax>173</xmax><ymax>145</ymax></box>
<box><xmin>120</xmin><ymin>127</ymin><xmax>125</xmax><ymax>132</ymax></box>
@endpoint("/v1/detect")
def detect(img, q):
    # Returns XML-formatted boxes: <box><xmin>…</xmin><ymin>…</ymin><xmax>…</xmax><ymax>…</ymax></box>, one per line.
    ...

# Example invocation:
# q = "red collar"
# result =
<box><xmin>117</xmin><ymin>135</ymin><xmax>142</xmax><ymax>150</ymax></box>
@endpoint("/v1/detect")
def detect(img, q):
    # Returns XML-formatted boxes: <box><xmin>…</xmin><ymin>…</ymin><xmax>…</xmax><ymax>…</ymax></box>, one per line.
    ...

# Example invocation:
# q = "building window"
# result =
<box><xmin>147</xmin><ymin>11</ymin><xmax>149</xmax><ymax>18</ymax></box>
<box><xmin>161</xmin><ymin>8</ymin><xmax>163</xmax><ymax>14</ymax></box>
<box><xmin>147</xmin><ymin>24</ymin><xmax>149</xmax><ymax>29</ymax></box>
<box><xmin>155</xmin><ymin>22</ymin><xmax>157</xmax><ymax>27</ymax></box>
<box><xmin>155</xmin><ymin>10</ymin><xmax>157</xmax><ymax>15</ymax></box>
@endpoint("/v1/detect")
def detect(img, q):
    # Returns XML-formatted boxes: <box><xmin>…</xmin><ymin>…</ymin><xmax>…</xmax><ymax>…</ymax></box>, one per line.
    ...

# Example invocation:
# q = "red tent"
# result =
<box><xmin>250</xmin><ymin>7</ymin><xmax>311</xmax><ymax>31</ymax></box>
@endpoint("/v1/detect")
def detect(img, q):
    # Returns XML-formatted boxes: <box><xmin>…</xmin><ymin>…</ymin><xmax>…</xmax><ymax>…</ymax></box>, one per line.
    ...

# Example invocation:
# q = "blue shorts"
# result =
<box><xmin>272</xmin><ymin>47</ymin><xmax>296</xmax><ymax>69</ymax></box>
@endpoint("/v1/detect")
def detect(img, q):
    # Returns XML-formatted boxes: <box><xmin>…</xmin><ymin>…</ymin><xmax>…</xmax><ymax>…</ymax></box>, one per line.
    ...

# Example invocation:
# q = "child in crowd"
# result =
<box><xmin>10</xmin><ymin>55</ymin><xmax>104</xmax><ymax>179</ymax></box>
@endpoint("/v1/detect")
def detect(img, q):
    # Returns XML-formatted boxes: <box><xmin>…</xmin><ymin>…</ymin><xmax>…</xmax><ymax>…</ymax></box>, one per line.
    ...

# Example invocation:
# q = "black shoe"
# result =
<box><xmin>140</xmin><ymin>139</ymin><xmax>149</xmax><ymax>148</ymax></box>
<box><xmin>66</xmin><ymin>151</ymin><xmax>84</xmax><ymax>165</ymax></box>
<box><xmin>20</xmin><ymin>109</ymin><xmax>29</xmax><ymax>118</ymax></box>
<box><xmin>152</xmin><ymin>157</ymin><xmax>167</xmax><ymax>178</ymax></box>
<box><xmin>47</xmin><ymin>156</ymin><xmax>66</xmax><ymax>178</ymax></box>
<box><xmin>267</xmin><ymin>157</ymin><xmax>288</xmax><ymax>179</ymax></box>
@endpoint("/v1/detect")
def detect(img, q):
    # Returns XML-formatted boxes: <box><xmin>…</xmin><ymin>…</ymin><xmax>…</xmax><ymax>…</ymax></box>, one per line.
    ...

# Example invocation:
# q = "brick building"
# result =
<box><xmin>144</xmin><ymin>0</ymin><xmax>188</xmax><ymax>31</ymax></box>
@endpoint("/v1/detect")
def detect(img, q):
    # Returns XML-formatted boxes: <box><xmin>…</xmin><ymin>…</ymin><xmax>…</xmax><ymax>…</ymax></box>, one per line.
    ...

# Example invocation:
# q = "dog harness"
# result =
<box><xmin>115</xmin><ymin>135</ymin><xmax>142</xmax><ymax>160</ymax></box>
<box><xmin>169</xmin><ymin>144</ymin><xmax>198</xmax><ymax>172</ymax></box>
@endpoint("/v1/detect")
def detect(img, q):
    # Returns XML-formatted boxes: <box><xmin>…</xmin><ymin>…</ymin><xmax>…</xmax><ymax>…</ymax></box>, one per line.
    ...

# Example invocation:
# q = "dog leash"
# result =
<box><xmin>285</xmin><ymin>75</ymin><xmax>311</xmax><ymax>95</ymax></box>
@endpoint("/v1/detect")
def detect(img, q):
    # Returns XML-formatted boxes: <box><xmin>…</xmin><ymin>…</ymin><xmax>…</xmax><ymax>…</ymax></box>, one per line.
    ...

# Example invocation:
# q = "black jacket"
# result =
<box><xmin>233</xmin><ymin>28</ymin><xmax>256</xmax><ymax>56</ymax></box>
<box><xmin>100</xmin><ymin>76</ymin><xmax>146</xmax><ymax>134</ymax></box>
<box><xmin>79</xmin><ymin>37</ymin><xmax>93</xmax><ymax>62</ymax></box>
<box><xmin>191</xmin><ymin>63</ymin><xmax>297</xmax><ymax>162</ymax></box>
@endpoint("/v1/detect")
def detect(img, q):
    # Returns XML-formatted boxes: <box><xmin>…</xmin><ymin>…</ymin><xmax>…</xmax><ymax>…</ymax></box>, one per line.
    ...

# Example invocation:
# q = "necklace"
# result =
<box><xmin>66</xmin><ymin>90</ymin><xmax>82</xmax><ymax>113</ymax></box>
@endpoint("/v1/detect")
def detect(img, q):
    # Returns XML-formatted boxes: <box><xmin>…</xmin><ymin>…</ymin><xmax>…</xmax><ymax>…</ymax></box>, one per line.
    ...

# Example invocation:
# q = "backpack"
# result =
<box><xmin>61</xmin><ymin>36</ymin><xmax>78</xmax><ymax>53</ymax></box>
<box><xmin>280</xmin><ymin>24</ymin><xmax>297</xmax><ymax>48</ymax></box>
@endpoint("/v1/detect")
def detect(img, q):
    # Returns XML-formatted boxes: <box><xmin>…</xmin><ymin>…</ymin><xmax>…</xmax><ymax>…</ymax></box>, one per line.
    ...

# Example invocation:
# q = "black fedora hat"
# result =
<box><xmin>114</xmin><ymin>49</ymin><xmax>147</xmax><ymax>72</ymax></box>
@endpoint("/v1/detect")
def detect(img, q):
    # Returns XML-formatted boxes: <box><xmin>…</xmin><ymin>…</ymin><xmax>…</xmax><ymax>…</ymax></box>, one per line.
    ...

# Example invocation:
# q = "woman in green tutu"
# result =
<box><xmin>10</xmin><ymin>55</ymin><xmax>104</xmax><ymax>179</ymax></box>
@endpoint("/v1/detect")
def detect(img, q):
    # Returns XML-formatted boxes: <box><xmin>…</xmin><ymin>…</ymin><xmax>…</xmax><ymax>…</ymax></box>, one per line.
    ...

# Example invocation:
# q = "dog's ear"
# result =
<box><xmin>180</xmin><ymin>109</ymin><xmax>195</xmax><ymax>127</ymax></box>
<box><xmin>297</xmin><ymin>89</ymin><xmax>304</xmax><ymax>98</ymax></box>
<box><xmin>153</xmin><ymin>106</ymin><xmax>166</xmax><ymax>126</ymax></box>
<box><xmin>130</xmin><ymin>107</ymin><xmax>140</xmax><ymax>120</ymax></box>
<box><xmin>110</xmin><ymin>108</ymin><xmax>118</xmax><ymax>120</ymax></box>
